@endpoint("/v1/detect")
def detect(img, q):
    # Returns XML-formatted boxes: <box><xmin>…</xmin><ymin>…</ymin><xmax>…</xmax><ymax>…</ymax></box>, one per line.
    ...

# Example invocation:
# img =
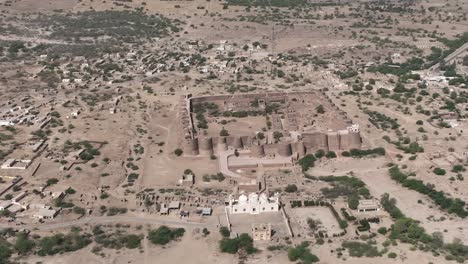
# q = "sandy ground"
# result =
<box><xmin>20</xmin><ymin>223</ymin><xmax>448</xmax><ymax>264</ymax></box>
<box><xmin>310</xmin><ymin>157</ymin><xmax>468</xmax><ymax>244</ymax></box>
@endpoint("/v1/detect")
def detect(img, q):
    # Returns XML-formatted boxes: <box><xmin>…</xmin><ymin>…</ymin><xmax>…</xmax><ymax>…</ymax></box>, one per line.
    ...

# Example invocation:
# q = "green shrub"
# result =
<box><xmin>148</xmin><ymin>226</ymin><xmax>185</xmax><ymax>245</ymax></box>
<box><xmin>285</xmin><ymin>184</ymin><xmax>298</xmax><ymax>193</ymax></box>
<box><xmin>219</xmin><ymin>234</ymin><xmax>257</xmax><ymax>254</ymax></box>
<box><xmin>174</xmin><ymin>149</ymin><xmax>183</xmax><ymax>156</ymax></box>
<box><xmin>219</xmin><ymin>227</ymin><xmax>230</xmax><ymax>238</ymax></box>
<box><xmin>433</xmin><ymin>168</ymin><xmax>446</xmax><ymax>176</ymax></box>
<box><xmin>288</xmin><ymin>242</ymin><xmax>319</xmax><ymax>263</ymax></box>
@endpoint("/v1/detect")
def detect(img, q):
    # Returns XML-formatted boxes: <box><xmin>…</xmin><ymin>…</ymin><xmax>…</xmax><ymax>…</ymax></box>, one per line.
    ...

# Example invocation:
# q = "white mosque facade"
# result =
<box><xmin>227</xmin><ymin>192</ymin><xmax>280</xmax><ymax>215</ymax></box>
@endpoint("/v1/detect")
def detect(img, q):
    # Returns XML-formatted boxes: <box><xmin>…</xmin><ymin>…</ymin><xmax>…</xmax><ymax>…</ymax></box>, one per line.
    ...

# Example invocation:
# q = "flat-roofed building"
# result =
<box><xmin>0</xmin><ymin>201</ymin><xmax>12</xmax><ymax>211</ymax></box>
<box><xmin>33</xmin><ymin>208</ymin><xmax>59</xmax><ymax>219</ymax></box>
<box><xmin>357</xmin><ymin>199</ymin><xmax>380</xmax><ymax>212</ymax></box>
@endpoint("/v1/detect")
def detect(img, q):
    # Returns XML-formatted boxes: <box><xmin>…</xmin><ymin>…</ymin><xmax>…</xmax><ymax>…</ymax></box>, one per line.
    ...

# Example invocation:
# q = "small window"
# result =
<box><xmin>271</xmin><ymin>207</ymin><xmax>274</xmax><ymax>210</ymax></box>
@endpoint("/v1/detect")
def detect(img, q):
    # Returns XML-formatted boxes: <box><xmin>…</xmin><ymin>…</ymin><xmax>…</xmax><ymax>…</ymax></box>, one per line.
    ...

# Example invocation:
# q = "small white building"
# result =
<box><xmin>0</xmin><ymin>120</ymin><xmax>14</xmax><ymax>126</ymax></box>
<box><xmin>29</xmin><ymin>204</ymin><xmax>49</xmax><ymax>210</ymax></box>
<box><xmin>0</xmin><ymin>201</ymin><xmax>12</xmax><ymax>211</ymax></box>
<box><xmin>357</xmin><ymin>199</ymin><xmax>380</xmax><ymax>212</ymax></box>
<box><xmin>70</xmin><ymin>110</ymin><xmax>80</xmax><ymax>117</ymax></box>
<box><xmin>227</xmin><ymin>193</ymin><xmax>279</xmax><ymax>215</ymax></box>
<box><xmin>51</xmin><ymin>191</ymin><xmax>66</xmax><ymax>200</ymax></box>
<box><xmin>1</xmin><ymin>159</ymin><xmax>31</xmax><ymax>170</ymax></box>
<box><xmin>11</xmin><ymin>191</ymin><xmax>27</xmax><ymax>204</ymax></box>
<box><xmin>33</xmin><ymin>208</ymin><xmax>59</xmax><ymax>219</ymax></box>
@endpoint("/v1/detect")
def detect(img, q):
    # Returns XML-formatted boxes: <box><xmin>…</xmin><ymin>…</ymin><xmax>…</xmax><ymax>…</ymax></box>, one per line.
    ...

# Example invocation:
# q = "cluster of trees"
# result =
<box><xmin>297</xmin><ymin>150</ymin><xmax>337</xmax><ymax>172</ymax></box>
<box><xmin>0</xmin><ymin>232</ymin><xmax>84</xmax><ymax>262</ymax></box>
<box><xmin>380</xmin><ymin>193</ymin><xmax>468</xmax><ymax>260</ymax></box>
<box><xmin>284</xmin><ymin>184</ymin><xmax>298</xmax><ymax>193</ymax></box>
<box><xmin>342</xmin><ymin>241</ymin><xmax>383</xmax><ymax>257</ymax></box>
<box><xmin>297</xmin><ymin>154</ymin><xmax>316</xmax><ymax>172</ymax></box>
<box><xmin>0</xmin><ymin>226</ymin><xmax>150</xmax><ymax>263</ymax></box>
<box><xmin>219</xmin><ymin>229</ymin><xmax>257</xmax><ymax>255</ymax></box>
<box><xmin>222</xmin><ymin>110</ymin><xmax>263</xmax><ymax>118</ymax></box>
<box><xmin>193</xmin><ymin>102</ymin><xmax>219</xmax><ymax>129</ymax></box>
<box><xmin>336</xmin><ymin>69</ymin><xmax>359</xmax><ymax>79</ymax></box>
<box><xmin>389</xmin><ymin>166</ymin><xmax>468</xmax><ymax>218</ymax></box>
<box><xmin>148</xmin><ymin>226</ymin><xmax>185</xmax><ymax>245</ymax></box>
<box><xmin>318</xmin><ymin>175</ymin><xmax>369</xmax><ymax>199</ymax></box>
<box><xmin>37</xmin><ymin>232</ymin><xmax>92</xmax><ymax>256</ymax></box>
<box><xmin>227</xmin><ymin>0</ymin><xmax>309</xmax><ymax>7</ymax></box>
<box><xmin>342</xmin><ymin>147</ymin><xmax>385</xmax><ymax>158</ymax></box>
<box><xmin>93</xmin><ymin>226</ymin><xmax>142</xmax><ymax>249</ymax></box>
<box><xmin>32</xmin><ymin>10</ymin><xmax>180</xmax><ymax>41</ymax></box>
<box><xmin>288</xmin><ymin>242</ymin><xmax>319</xmax><ymax>264</ymax></box>
<box><xmin>202</xmin><ymin>173</ymin><xmax>226</xmax><ymax>182</ymax></box>
<box><xmin>383</xmin><ymin>136</ymin><xmax>424</xmax><ymax>154</ymax></box>
<box><xmin>365</xmin><ymin>110</ymin><xmax>400</xmax><ymax>130</ymax></box>
<box><xmin>368</xmin><ymin>57</ymin><xmax>424</xmax><ymax>77</ymax></box>
<box><xmin>314</xmin><ymin>149</ymin><xmax>337</xmax><ymax>159</ymax></box>
<box><xmin>62</xmin><ymin>140</ymin><xmax>101</xmax><ymax>161</ymax></box>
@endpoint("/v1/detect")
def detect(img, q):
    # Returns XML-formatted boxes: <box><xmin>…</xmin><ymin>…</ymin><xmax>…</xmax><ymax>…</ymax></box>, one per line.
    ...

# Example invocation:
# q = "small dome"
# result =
<box><xmin>238</xmin><ymin>194</ymin><xmax>248</xmax><ymax>204</ymax></box>
<box><xmin>248</xmin><ymin>193</ymin><xmax>258</xmax><ymax>202</ymax></box>
<box><xmin>259</xmin><ymin>193</ymin><xmax>268</xmax><ymax>202</ymax></box>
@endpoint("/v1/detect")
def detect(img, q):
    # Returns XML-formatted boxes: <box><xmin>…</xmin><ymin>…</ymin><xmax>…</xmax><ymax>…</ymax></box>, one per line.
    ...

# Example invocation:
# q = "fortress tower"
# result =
<box><xmin>199</xmin><ymin>137</ymin><xmax>213</xmax><ymax>156</ymax></box>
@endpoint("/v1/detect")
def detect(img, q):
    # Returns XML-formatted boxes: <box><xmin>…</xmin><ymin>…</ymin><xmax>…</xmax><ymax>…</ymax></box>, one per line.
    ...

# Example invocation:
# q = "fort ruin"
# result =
<box><xmin>177</xmin><ymin>91</ymin><xmax>362</xmax><ymax>159</ymax></box>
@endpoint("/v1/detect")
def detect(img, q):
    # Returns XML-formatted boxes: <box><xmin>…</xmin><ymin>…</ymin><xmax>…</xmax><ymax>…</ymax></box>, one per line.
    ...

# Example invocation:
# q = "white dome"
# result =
<box><xmin>248</xmin><ymin>193</ymin><xmax>258</xmax><ymax>202</ymax></box>
<box><xmin>259</xmin><ymin>193</ymin><xmax>268</xmax><ymax>203</ymax></box>
<box><xmin>238</xmin><ymin>194</ymin><xmax>248</xmax><ymax>204</ymax></box>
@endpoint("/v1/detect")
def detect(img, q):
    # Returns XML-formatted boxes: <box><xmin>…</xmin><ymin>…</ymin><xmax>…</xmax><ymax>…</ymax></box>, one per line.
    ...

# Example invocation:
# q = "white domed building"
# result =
<box><xmin>227</xmin><ymin>192</ymin><xmax>279</xmax><ymax>215</ymax></box>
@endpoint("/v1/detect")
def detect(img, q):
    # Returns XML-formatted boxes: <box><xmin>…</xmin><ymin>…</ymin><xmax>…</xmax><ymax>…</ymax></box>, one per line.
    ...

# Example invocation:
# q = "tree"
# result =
<box><xmin>174</xmin><ymin>149</ymin><xmax>183</xmax><ymax>156</ymax></box>
<box><xmin>377</xmin><ymin>227</ymin><xmax>388</xmax><ymax>235</ymax></box>
<box><xmin>219</xmin><ymin>227</ymin><xmax>230</xmax><ymax>238</ymax></box>
<box><xmin>273</xmin><ymin>131</ymin><xmax>283</xmax><ymax>142</ymax></box>
<box><xmin>0</xmin><ymin>239</ymin><xmax>12</xmax><ymax>261</ymax></box>
<box><xmin>348</xmin><ymin>194</ymin><xmax>359</xmax><ymax>210</ymax></box>
<box><xmin>298</xmin><ymin>154</ymin><xmax>316</xmax><ymax>172</ymax></box>
<box><xmin>433</xmin><ymin>168</ymin><xmax>446</xmax><ymax>176</ymax></box>
<box><xmin>148</xmin><ymin>226</ymin><xmax>185</xmax><ymax>245</ymax></box>
<box><xmin>46</xmin><ymin>178</ymin><xmax>59</xmax><ymax>186</ymax></box>
<box><xmin>219</xmin><ymin>233</ymin><xmax>256</xmax><ymax>255</ymax></box>
<box><xmin>326</xmin><ymin>151</ymin><xmax>337</xmax><ymax>158</ymax></box>
<box><xmin>315</xmin><ymin>149</ymin><xmax>325</xmax><ymax>159</ymax></box>
<box><xmin>8</xmin><ymin>41</ymin><xmax>26</xmax><ymax>53</ymax></box>
<box><xmin>256</xmin><ymin>132</ymin><xmax>265</xmax><ymax>140</ymax></box>
<box><xmin>220</xmin><ymin>128</ymin><xmax>229</xmax><ymax>137</ymax></box>
<box><xmin>65</xmin><ymin>188</ymin><xmax>76</xmax><ymax>194</ymax></box>
<box><xmin>288</xmin><ymin>242</ymin><xmax>319</xmax><ymax>263</ymax></box>
<box><xmin>14</xmin><ymin>233</ymin><xmax>35</xmax><ymax>255</ymax></box>
<box><xmin>316</xmin><ymin>105</ymin><xmax>325</xmax><ymax>114</ymax></box>
<box><xmin>285</xmin><ymin>184</ymin><xmax>298</xmax><ymax>193</ymax></box>
<box><xmin>124</xmin><ymin>235</ymin><xmax>142</xmax><ymax>249</ymax></box>
<box><xmin>73</xmin><ymin>206</ymin><xmax>86</xmax><ymax>215</ymax></box>
<box><xmin>219</xmin><ymin>237</ymin><xmax>239</xmax><ymax>254</ymax></box>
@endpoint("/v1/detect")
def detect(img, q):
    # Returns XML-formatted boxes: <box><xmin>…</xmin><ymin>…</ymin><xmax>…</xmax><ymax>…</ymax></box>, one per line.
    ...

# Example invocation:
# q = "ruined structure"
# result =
<box><xmin>251</xmin><ymin>223</ymin><xmax>272</xmax><ymax>241</ymax></box>
<box><xmin>177</xmin><ymin>91</ymin><xmax>362</xmax><ymax>157</ymax></box>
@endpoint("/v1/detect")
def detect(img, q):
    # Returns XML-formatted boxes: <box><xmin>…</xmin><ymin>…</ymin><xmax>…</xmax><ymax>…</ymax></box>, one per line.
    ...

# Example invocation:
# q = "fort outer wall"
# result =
<box><xmin>181</xmin><ymin>131</ymin><xmax>361</xmax><ymax>157</ymax></box>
